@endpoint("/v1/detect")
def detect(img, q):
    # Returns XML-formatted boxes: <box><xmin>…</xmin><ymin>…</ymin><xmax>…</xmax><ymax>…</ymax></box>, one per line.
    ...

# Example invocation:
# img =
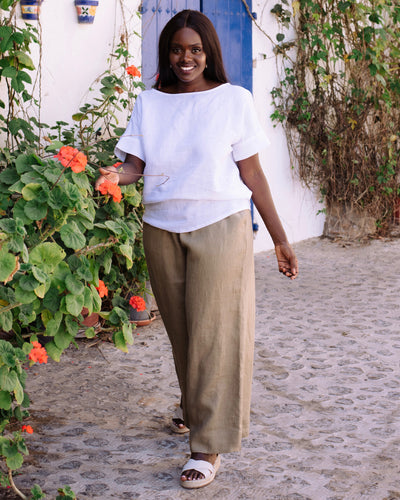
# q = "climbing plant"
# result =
<box><xmin>269</xmin><ymin>0</ymin><xmax>400</xmax><ymax>232</ymax></box>
<box><xmin>0</xmin><ymin>1</ymin><xmax>145</xmax><ymax>497</ymax></box>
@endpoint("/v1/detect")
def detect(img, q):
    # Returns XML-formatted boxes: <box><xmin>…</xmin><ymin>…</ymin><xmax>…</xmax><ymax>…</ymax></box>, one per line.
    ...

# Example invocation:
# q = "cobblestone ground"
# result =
<box><xmin>13</xmin><ymin>237</ymin><xmax>400</xmax><ymax>499</ymax></box>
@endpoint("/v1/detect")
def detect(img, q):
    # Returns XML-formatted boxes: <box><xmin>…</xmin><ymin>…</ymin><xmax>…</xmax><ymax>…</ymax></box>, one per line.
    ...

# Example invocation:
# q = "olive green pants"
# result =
<box><xmin>143</xmin><ymin>210</ymin><xmax>255</xmax><ymax>453</ymax></box>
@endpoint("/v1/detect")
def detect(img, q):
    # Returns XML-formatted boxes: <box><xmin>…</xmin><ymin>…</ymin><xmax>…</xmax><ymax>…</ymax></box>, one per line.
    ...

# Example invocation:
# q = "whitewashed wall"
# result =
<box><xmin>9</xmin><ymin>0</ymin><xmax>324</xmax><ymax>252</ymax></box>
<box><xmin>252</xmin><ymin>0</ymin><xmax>325</xmax><ymax>252</ymax></box>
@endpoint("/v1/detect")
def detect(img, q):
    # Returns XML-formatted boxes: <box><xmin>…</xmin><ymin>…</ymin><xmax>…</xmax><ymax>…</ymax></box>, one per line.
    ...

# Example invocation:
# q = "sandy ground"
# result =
<box><xmin>5</xmin><ymin>236</ymin><xmax>400</xmax><ymax>500</ymax></box>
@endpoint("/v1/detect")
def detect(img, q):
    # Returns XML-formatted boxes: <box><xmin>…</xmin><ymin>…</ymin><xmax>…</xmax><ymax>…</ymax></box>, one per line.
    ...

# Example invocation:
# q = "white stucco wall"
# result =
<box><xmin>251</xmin><ymin>0</ymin><xmax>325</xmax><ymax>252</ymax></box>
<box><xmin>6</xmin><ymin>0</ymin><xmax>324</xmax><ymax>252</ymax></box>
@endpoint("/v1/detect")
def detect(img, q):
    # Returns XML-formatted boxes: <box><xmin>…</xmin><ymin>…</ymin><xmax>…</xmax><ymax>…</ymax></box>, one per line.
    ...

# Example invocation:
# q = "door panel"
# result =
<box><xmin>202</xmin><ymin>0</ymin><xmax>253</xmax><ymax>91</ymax></box>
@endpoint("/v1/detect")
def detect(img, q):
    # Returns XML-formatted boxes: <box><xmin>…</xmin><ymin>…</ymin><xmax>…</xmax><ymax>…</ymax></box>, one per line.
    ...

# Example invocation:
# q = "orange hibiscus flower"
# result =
<box><xmin>28</xmin><ymin>341</ymin><xmax>48</xmax><ymax>365</ymax></box>
<box><xmin>98</xmin><ymin>179</ymin><xmax>122</xmax><ymax>203</ymax></box>
<box><xmin>129</xmin><ymin>295</ymin><xmax>146</xmax><ymax>312</ymax></box>
<box><xmin>22</xmin><ymin>425</ymin><xmax>34</xmax><ymax>434</ymax></box>
<box><xmin>96</xmin><ymin>280</ymin><xmax>108</xmax><ymax>298</ymax></box>
<box><xmin>54</xmin><ymin>146</ymin><xmax>87</xmax><ymax>173</ymax></box>
<box><xmin>126</xmin><ymin>65</ymin><xmax>141</xmax><ymax>78</ymax></box>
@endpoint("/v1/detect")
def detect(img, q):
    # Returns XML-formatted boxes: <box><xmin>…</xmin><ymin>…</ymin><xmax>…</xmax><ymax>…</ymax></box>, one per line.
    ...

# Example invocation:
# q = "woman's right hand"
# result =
<box><xmin>95</xmin><ymin>166</ymin><xmax>119</xmax><ymax>191</ymax></box>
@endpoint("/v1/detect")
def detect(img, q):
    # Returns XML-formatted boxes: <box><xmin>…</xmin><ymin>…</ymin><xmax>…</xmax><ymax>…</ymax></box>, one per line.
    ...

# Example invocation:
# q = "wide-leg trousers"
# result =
<box><xmin>143</xmin><ymin>210</ymin><xmax>255</xmax><ymax>453</ymax></box>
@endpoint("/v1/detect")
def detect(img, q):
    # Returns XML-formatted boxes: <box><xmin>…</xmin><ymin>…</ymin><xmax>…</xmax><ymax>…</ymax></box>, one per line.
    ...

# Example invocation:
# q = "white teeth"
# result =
<box><xmin>180</xmin><ymin>66</ymin><xmax>194</xmax><ymax>72</ymax></box>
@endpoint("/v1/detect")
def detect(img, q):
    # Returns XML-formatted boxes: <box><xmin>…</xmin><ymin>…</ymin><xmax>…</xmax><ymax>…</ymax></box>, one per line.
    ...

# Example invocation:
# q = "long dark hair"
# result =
<box><xmin>156</xmin><ymin>10</ymin><xmax>228</xmax><ymax>89</ymax></box>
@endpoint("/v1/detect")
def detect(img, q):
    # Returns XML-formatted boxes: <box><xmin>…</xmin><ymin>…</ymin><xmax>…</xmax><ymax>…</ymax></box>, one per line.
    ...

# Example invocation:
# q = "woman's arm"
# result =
<box><xmin>95</xmin><ymin>153</ymin><xmax>145</xmax><ymax>189</ymax></box>
<box><xmin>237</xmin><ymin>153</ymin><xmax>299</xmax><ymax>280</ymax></box>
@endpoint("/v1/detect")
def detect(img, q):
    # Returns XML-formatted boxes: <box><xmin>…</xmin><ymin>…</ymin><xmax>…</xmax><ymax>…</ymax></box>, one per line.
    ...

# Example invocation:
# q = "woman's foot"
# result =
<box><xmin>171</xmin><ymin>405</ymin><xmax>189</xmax><ymax>434</ymax></box>
<box><xmin>180</xmin><ymin>453</ymin><xmax>219</xmax><ymax>482</ymax></box>
<box><xmin>172</xmin><ymin>417</ymin><xmax>189</xmax><ymax>434</ymax></box>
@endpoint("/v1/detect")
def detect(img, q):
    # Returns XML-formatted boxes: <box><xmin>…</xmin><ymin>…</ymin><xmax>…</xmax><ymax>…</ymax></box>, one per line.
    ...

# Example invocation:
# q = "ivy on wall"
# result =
<box><xmin>269</xmin><ymin>0</ymin><xmax>400</xmax><ymax>231</ymax></box>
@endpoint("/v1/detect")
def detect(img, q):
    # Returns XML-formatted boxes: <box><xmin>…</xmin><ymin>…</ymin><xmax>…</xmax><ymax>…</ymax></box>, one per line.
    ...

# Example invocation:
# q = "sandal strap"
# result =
<box><xmin>182</xmin><ymin>459</ymin><xmax>215</xmax><ymax>477</ymax></box>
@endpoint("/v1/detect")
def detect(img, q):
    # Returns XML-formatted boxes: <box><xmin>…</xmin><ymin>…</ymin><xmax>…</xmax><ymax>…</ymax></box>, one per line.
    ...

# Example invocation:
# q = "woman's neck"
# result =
<box><xmin>160</xmin><ymin>79</ymin><xmax>222</xmax><ymax>94</ymax></box>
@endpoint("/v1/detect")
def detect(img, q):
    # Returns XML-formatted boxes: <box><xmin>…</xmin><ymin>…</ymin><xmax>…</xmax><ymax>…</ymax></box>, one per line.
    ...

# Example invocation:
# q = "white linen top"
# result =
<box><xmin>115</xmin><ymin>83</ymin><xmax>269</xmax><ymax>233</ymax></box>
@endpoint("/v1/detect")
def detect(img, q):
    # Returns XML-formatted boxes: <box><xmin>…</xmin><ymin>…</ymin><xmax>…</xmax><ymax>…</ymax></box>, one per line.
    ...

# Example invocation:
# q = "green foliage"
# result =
<box><xmin>270</xmin><ymin>0</ymin><xmax>400</xmax><ymax>229</ymax></box>
<box><xmin>0</xmin><ymin>4</ymin><xmax>146</xmax><ymax>496</ymax></box>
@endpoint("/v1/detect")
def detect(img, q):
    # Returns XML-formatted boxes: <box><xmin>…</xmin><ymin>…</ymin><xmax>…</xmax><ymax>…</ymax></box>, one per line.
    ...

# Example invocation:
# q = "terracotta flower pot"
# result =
<box><xmin>20</xmin><ymin>0</ymin><xmax>43</xmax><ymax>21</ymax></box>
<box><xmin>74</xmin><ymin>0</ymin><xmax>99</xmax><ymax>24</ymax></box>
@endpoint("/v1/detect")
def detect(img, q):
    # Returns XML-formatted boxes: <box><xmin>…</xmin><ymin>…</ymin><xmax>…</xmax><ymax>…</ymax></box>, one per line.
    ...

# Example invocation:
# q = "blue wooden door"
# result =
<box><xmin>201</xmin><ymin>0</ymin><xmax>253</xmax><ymax>91</ymax></box>
<box><xmin>141</xmin><ymin>0</ymin><xmax>253</xmax><ymax>91</ymax></box>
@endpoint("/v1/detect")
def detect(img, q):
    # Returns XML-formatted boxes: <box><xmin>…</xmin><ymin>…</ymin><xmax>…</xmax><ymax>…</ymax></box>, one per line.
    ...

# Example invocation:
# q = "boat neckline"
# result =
<box><xmin>151</xmin><ymin>83</ymin><xmax>230</xmax><ymax>96</ymax></box>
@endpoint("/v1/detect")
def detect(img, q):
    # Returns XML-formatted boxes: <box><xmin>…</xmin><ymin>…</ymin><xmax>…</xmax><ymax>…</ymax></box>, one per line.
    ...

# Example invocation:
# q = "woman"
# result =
<box><xmin>96</xmin><ymin>9</ymin><xmax>298</xmax><ymax>489</ymax></box>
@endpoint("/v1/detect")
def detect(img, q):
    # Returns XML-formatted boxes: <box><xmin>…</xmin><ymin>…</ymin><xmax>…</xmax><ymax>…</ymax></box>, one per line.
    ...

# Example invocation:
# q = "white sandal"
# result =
<box><xmin>180</xmin><ymin>455</ymin><xmax>221</xmax><ymax>489</ymax></box>
<box><xmin>171</xmin><ymin>405</ymin><xmax>189</xmax><ymax>434</ymax></box>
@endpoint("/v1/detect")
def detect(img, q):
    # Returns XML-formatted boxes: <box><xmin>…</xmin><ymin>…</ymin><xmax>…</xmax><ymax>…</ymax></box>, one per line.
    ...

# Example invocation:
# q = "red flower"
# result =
<box><xmin>126</xmin><ymin>65</ymin><xmax>141</xmax><ymax>78</ymax></box>
<box><xmin>129</xmin><ymin>295</ymin><xmax>146</xmax><ymax>312</ymax></box>
<box><xmin>22</xmin><ymin>425</ymin><xmax>33</xmax><ymax>434</ymax></box>
<box><xmin>54</xmin><ymin>146</ymin><xmax>87</xmax><ymax>173</ymax></box>
<box><xmin>98</xmin><ymin>179</ymin><xmax>122</xmax><ymax>203</ymax></box>
<box><xmin>96</xmin><ymin>280</ymin><xmax>108</xmax><ymax>298</ymax></box>
<box><xmin>28</xmin><ymin>341</ymin><xmax>48</xmax><ymax>365</ymax></box>
<box><xmin>113</xmin><ymin>162</ymin><xmax>122</xmax><ymax>168</ymax></box>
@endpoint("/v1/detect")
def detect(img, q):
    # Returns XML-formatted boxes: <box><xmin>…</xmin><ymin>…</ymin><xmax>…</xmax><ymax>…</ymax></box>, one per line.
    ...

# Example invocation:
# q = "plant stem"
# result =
<box><xmin>0</xmin><ymin>302</ymin><xmax>22</xmax><ymax>314</ymax></box>
<box><xmin>8</xmin><ymin>468</ymin><xmax>28</xmax><ymax>500</ymax></box>
<box><xmin>74</xmin><ymin>237</ymin><xmax>118</xmax><ymax>256</ymax></box>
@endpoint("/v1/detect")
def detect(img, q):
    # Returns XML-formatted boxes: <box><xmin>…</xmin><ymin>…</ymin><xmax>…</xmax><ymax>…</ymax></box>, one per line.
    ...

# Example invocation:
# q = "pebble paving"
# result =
<box><xmin>16</xmin><ymin>237</ymin><xmax>400</xmax><ymax>499</ymax></box>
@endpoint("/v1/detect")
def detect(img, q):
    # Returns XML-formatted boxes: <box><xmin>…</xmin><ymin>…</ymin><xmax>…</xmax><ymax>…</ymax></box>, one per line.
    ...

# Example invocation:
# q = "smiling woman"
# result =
<box><xmin>96</xmin><ymin>8</ymin><xmax>298</xmax><ymax>491</ymax></box>
<box><xmin>168</xmin><ymin>28</ymin><xmax>207</xmax><ymax>89</ymax></box>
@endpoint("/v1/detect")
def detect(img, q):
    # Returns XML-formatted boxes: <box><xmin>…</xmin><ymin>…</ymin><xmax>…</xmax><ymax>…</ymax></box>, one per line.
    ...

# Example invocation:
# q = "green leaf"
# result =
<box><xmin>0</xmin><ymin>167</ymin><xmax>19</xmax><ymax>185</ymax></box>
<box><xmin>1</xmin><ymin>66</ymin><xmax>17</xmax><ymax>79</ymax></box>
<box><xmin>13</xmin><ymin>199</ymin><xmax>32</xmax><ymax>225</ymax></box>
<box><xmin>32</xmin><ymin>266</ymin><xmax>49</xmax><ymax>284</ymax></box>
<box><xmin>0</xmin><ymin>218</ymin><xmax>16</xmax><ymax>233</ymax></box>
<box><xmin>65</xmin><ymin>274</ymin><xmax>85</xmax><ymax>295</ymax></box>
<box><xmin>14</xmin><ymin>50</ymin><xmax>35</xmax><ymax>70</ymax></box>
<box><xmin>0</xmin><ymin>390</ymin><xmax>11</xmax><ymax>410</ymax></box>
<box><xmin>45</xmin><ymin>312</ymin><xmax>63</xmax><ymax>337</ymax></box>
<box><xmin>21</xmin><ymin>183</ymin><xmax>43</xmax><ymax>201</ymax></box>
<box><xmin>118</xmin><ymin>243</ymin><xmax>133</xmax><ymax>269</ymax></box>
<box><xmin>19</xmin><ymin>274</ymin><xmax>40</xmax><ymax>292</ymax></box>
<box><xmin>0</xmin><ymin>366</ymin><xmax>18</xmax><ymax>392</ymax></box>
<box><xmin>6</xmin><ymin>452</ymin><xmax>24</xmax><ymax>471</ymax></box>
<box><xmin>64</xmin><ymin>315</ymin><xmax>79</xmax><ymax>337</ymax></box>
<box><xmin>14</xmin><ymin>377</ymin><xmax>24</xmax><ymax>404</ymax></box>
<box><xmin>44</xmin><ymin>341</ymin><xmax>63</xmax><ymax>362</ymax></box>
<box><xmin>90</xmin><ymin>285</ymin><xmax>102</xmax><ymax>312</ymax></box>
<box><xmin>122</xmin><ymin>323</ymin><xmax>133</xmax><ymax>346</ymax></box>
<box><xmin>65</xmin><ymin>293</ymin><xmax>84</xmax><ymax>316</ymax></box>
<box><xmin>0</xmin><ymin>310</ymin><xmax>13</xmax><ymax>332</ymax></box>
<box><xmin>30</xmin><ymin>242</ymin><xmax>66</xmax><ymax>274</ymax></box>
<box><xmin>84</xmin><ymin>327</ymin><xmax>96</xmax><ymax>339</ymax></box>
<box><xmin>83</xmin><ymin>286</ymin><xmax>93</xmax><ymax>314</ymax></box>
<box><xmin>48</xmin><ymin>186</ymin><xmax>68</xmax><ymax>209</ymax></box>
<box><xmin>59</xmin><ymin>222</ymin><xmax>86</xmax><ymax>250</ymax></box>
<box><xmin>24</xmin><ymin>199</ymin><xmax>47</xmax><ymax>220</ymax></box>
<box><xmin>276</xmin><ymin>33</ymin><xmax>285</xmax><ymax>42</ymax></box>
<box><xmin>14</xmin><ymin>285</ymin><xmax>37</xmax><ymax>304</ymax></box>
<box><xmin>113</xmin><ymin>330</ymin><xmax>128</xmax><ymax>353</ymax></box>
<box><xmin>54</xmin><ymin>327</ymin><xmax>73</xmax><ymax>350</ymax></box>
<box><xmin>34</xmin><ymin>281</ymin><xmax>49</xmax><ymax>299</ymax></box>
<box><xmin>43</xmin><ymin>287</ymin><xmax>61</xmax><ymax>312</ymax></box>
<box><xmin>0</xmin><ymin>248</ymin><xmax>17</xmax><ymax>282</ymax></box>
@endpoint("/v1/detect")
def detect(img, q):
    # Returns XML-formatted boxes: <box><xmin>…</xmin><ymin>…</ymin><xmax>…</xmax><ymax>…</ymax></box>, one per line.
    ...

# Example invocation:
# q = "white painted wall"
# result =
<box><xmin>251</xmin><ymin>0</ymin><xmax>325</xmax><ymax>252</ymax></box>
<box><xmin>7</xmin><ymin>0</ymin><xmax>324</xmax><ymax>251</ymax></box>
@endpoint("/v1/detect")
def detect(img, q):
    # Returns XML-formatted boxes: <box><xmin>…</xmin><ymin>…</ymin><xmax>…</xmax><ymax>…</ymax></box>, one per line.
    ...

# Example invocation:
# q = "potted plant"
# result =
<box><xmin>74</xmin><ymin>0</ymin><xmax>99</xmax><ymax>24</ymax></box>
<box><xmin>20</xmin><ymin>0</ymin><xmax>43</xmax><ymax>21</ymax></box>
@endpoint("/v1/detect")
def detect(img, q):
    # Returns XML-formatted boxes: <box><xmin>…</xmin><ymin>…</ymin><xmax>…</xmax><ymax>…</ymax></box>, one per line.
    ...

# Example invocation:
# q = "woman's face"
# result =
<box><xmin>169</xmin><ymin>27</ymin><xmax>207</xmax><ymax>87</ymax></box>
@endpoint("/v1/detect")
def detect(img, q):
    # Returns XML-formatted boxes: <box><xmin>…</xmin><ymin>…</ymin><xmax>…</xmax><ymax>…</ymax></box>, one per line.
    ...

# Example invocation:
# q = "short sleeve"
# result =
<box><xmin>114</xmin><ymin>94</ymin><xmax>145</xmax><ymax>162</ymax></box>
<box><xmin>231</xmin><ymin>89</ymin><xmax>270</xmax><ymax>162</ymax></box>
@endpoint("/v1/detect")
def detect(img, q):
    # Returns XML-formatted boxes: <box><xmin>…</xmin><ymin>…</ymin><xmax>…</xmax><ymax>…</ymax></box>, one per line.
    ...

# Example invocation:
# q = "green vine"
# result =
<box><xmin>269</xmin><ymin>0</ymin><xmax>400</xmax><ymax>232</ymax></box>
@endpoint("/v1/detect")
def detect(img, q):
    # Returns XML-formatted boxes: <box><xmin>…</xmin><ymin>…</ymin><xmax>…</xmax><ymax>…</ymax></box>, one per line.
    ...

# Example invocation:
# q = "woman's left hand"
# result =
<box><xmin>274</xmin><ymin>243</ymin><xmax>299</xmax><ymax>280</ymax></box>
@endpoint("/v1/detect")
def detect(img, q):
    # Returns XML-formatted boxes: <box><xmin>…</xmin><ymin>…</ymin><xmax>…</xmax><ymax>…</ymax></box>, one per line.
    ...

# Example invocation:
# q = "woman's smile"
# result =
<box><xmin>169</xmin><ymin>27</ymin><xmax>207</xmax><ymax>89</ymax></box>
